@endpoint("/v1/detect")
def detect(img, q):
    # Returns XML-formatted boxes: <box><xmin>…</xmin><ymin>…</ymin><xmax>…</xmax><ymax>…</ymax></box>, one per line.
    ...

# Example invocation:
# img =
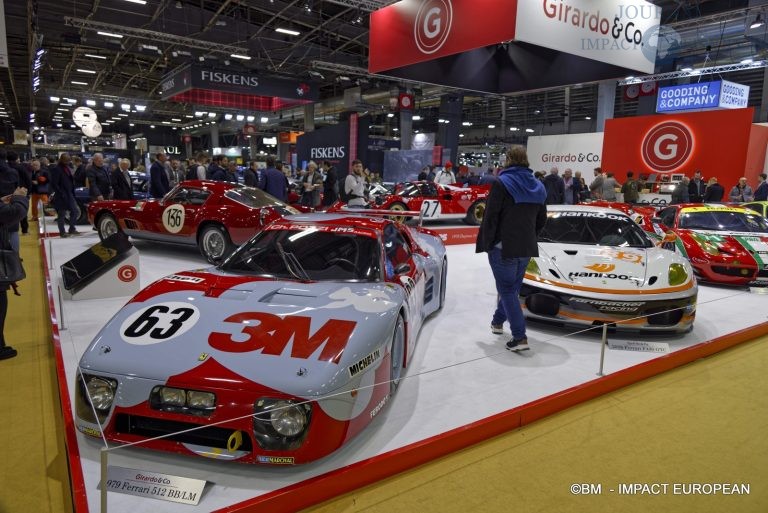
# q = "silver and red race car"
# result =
<box><xmin>74</xmin><ymin>213</ymin><xmax>447</xmax><ymax>464</ymax></box>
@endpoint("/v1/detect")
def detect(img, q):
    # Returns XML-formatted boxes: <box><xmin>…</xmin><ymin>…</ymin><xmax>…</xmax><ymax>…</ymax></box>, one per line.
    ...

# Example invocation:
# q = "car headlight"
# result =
<box><xmin>669</xmin><ymin>263</ymin><xmax>688</xmax><ymax>286</ymax></box>
<box><xmin>75</xmin><ymin>373</ymin><xmax>117</xmax><ymax>425</ymax></box>
<box><xmin>149</xmin><ymin>386</ymin><xmax>216</xmax><ymax>416</ymax></box>
<box><xmin>253</xmin><ymin>398</ymin><xmax>312</xmax><ymax>450</ymax></box>
<box><xmin>187</xmin><ymin>390</ymin><xmax>216</xmax><ymax>409</ymax></box>
<box><xmin>526</xmin><ymin>259</ymin><xmax>541</xmax><ymax>275</ymax></box>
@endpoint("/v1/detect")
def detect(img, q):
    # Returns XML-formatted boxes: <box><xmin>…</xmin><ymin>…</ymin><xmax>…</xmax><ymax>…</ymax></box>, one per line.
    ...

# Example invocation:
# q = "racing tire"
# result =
<box><xmin>387</xmin><ymin>202</ymin><xmax>408</xmax><ymax>224</ymax></box>
<box><xmin>390</xmin><ymin>315</ymin><xmax>406</xmax><ymax>395</ymax></box>
<box><xmin>96</xmin><ymin>213</ymin><xmax>120</xmax><ymax>241</ymax></box>
<box><xmin>198</xmin><ymin>224</ymin><xmax>234</xmax><ymax>264</ymax></box>
<box><xmin>438</xmin><ymin>258</ymin><xmax>447</xmax><ymax>310</ymax></box>
<box><xmin>464</xmin><ymin>199</ymin><xmax>486</xmax><ymax>225</ymax></box>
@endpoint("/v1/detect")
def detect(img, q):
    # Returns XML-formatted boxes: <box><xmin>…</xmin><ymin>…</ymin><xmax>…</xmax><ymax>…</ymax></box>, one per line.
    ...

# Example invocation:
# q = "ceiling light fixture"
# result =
<box><xmin>135</xmin><ymin>105</ymin><xmax>146</xmax><ymax>111</ymax></box>
<box><xmin>123</xmin><ymin>0</ymin><xmax>147</xmax><ymax>4</ymax></box>
<box><xmin>260</xmin><ymin>116</ymin><xmax>268</xmax><ymax>123</ymax></box>
<box><xmin>230</xmin><ymin>53</ymin><xmax>251</xmax><ymax>60</ymax></box>
<box><xmin>488</xmin><ymin>124</ymin><xmax>496</xmax><ymax>128</ymax></box>
<box><xmin>71</xmin><ymin>81</ymin><xmax>89</xmax><ymax>85</ymax></box>
<box><xmin>751</xmin><ymin>14</ymin><xmax>764</xmax><ymax>29</ymax></box>
<box><xmin>246</xmin><ymin>115</ymin><xmax>255</xmax><ymax>122</ymax></box>
<box><xmin>525</xmin><ymin>128</ymin><xmax>535</xmax><ymax>133</ymax></box>
<box><xmin>84</xmin><ymin>53</ymin><xmax>107</xmax><ymax>60</ymax></box>
<box><xmin>275</xmin><ymin>28</ymin><xmax>300</xmax><ymax>36</ymax></box>
<box><xmin>97</xmin><ymin>31</ymin><xmax>124</xmax><ymax>39</ymax></box>
<box><xmin>50</xmin><ymin>96</ymin><xmax>60</xmax><ymax>102</ymax></box>
<box><xmin>76</xmin><ymin>68</ymin><xmax>96</xmax><ymax>74</ymax></box>
<box><xmin>86</xmin><ymin>100</ymin><xmax>96</xmax><ymax>106</ymax></box>
<box><xmin>412</xmin><ymin>115</ymin><xmax>422</xmax><ymax>120</ymax></box>
<box><xmin>208</xmin><ymin>112</ymin><xmax>216</xmax><ymax>118</ymax></box>
<box><xmin>224</xmin><ymin>114</ymin><xmax>233</xmax><ymax>120</ymax></box>
<box><xmin>104</xmin><ymin>102</ymin><xmax>114</xmax><ymax>108</ymax></box>
<box><xmin>236</xmin><ymin>115</ymin><xmax>244</xmax><ymax>121</ymax></box>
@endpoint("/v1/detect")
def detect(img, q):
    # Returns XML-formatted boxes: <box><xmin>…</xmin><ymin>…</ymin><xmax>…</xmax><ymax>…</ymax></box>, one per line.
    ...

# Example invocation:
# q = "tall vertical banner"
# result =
<box><xmin>0</xmin><ymin>0</ymin><xmax>8</xmax><ymax>67</ymax></box>
<box><xmin>602</xmin><ymin>108</ymin><xmax>754</xmax><ymax>186</ymax></box>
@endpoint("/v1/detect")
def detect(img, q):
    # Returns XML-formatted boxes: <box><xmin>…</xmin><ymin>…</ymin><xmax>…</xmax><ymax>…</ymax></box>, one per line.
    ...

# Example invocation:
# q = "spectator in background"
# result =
<box><xmin>72</xmin><ymin>156</ymin><xmax>87</xmax><ymax>187</ymax></box>
<box><xmin>434</xmin><ymin>163</ymin><xmax>456</xmax><ymax>185</ymax></box>
<box><xmin>637</xmin><ymin>174</ymin><xmax>648</xmax><ymax>193</ymax></box>
<box><xmin>29</xmin><ymin>159</ymin><xmax>49</xmax><ymax>221</ymax></box>
<box><xmin>543</xmin><ymin>167</ymin><xmax>565</xmax><ymax>204</ymax></box>
<box><xmin>300</xmin><ymin>161</ymin><xmax>323</xmax><ymax>208</ymax></box>
<box><xmin>689</xmin><ymin>170</ymin><xmax>706</xmax><ymax>202</ymax></box>
<box><xmin>418</xmin><ymin>166</ymin><xmax>430</xmax><ymax>181</ymax></box>
<box><xmin>703</xmin><ymin>177</ymin><xmax>725</xmax><ymax>202</ymax></box>
<box><xmin>671</xmin><ymin>177</ymin><xmax>690</xmax><ymax>204</ymax></box>
<box><xmin>194</xmin><ymin>153</ymin><xmax>209</xmax><ymax>180</ymax></box>
<box><xmin>261</xmin><ymin>156</ymin><xmax>288</xmax><ymax>201</ymax></box>
<box><xmin>169</xmin><ymin>159</ymin><xmax>185</xmax><ymax>187</ymax></box>
<box><xmin>149</xmin><ymin>152</ymin><xmax>171</xmax><ymax>198</ymax></box>
<box><xmin>589</xmin><ymin>167</ymin><xmax>604</xmax><ymax>200</ymax></box>
<box><xmin>562</xmin><ymin>168</ymin><xmax>580</xmax><ymax>205</ymax></box>
<box><xmin>575</xmin><ymin>171</ymin><xmax>589</xmax><ymax>202</ymax></box>
<box><xmin>6</xmin><ymin>152</ymin><xmax>31</xmax><ymax>234</ymax></box>
<box><xmin>111</xmin><ymin>158</ymin><xmax>133</xmax><ymax>200</ymax></box>
<box><xmin>345</xmin><ymin>159</ymin><xmax>368</xmax><ymax>207</ymax></box>
<box><xmin>225</xmin><ymin>162</ymin><xmax>239</xmax><ymax>184</ymax></box>
<box><xmin>602</xmin><ymin>172</ymin><xmax>619</xmax><ymax>201</ymax></box>
<box><xmin>322</xmin><ymin>160</ymin><xmax>338</xmax><ymax>206</ymax></box>
<box><xmin>621</xmin><ymin>171</ymin><xmax>640</xmax><ymax>204</ymax></box>
<box><xmin>0</xmin><ymin>184</ymin><xmax>28</xmax><ymax>360</ymax></box>
<box><xmin>207</xmin><ymin>155</ymin><xmax>227</xmax><ymax>181</ymax></box>
<box><xmin>244</xmin><ymin>161</ymin><xmax>259</xmax><ymax>187</ymax></box>
<box><xmin>49</xmin><ymin>153</ymin><xmax>79</xmax><ymax>237</ymax></box>
<box><xmin>86</xmin><ymin>152</ymin><xmax>112</xmax><ymax>201</ymax></box>
<box><xmin>479</xmin><ymin>168</ymin><xmax>497</xmax><ymax>186</ymax></box>
<box><xmin>729</xmin><ymin>177</ymin><xmax>754</xmax><ymax>202</ymax></box>
<box><xmin>754</xmin><ymin>174</ymin><xmax>768</xmax><ymax>201</ymax></box>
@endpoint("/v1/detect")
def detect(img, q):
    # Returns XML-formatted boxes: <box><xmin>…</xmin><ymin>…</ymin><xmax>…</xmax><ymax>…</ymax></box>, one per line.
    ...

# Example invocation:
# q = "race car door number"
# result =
<box><xmin>420</xmin><ymin>200</ymin><xmax>441</xmax><ymax>218</ymax></box>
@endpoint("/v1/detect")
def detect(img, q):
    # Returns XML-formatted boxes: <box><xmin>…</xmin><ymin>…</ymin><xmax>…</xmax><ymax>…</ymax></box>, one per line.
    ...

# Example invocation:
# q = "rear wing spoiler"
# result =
<box><xmin>334</xmin><ymin>206</ymin><xmax>424</xmax><ymax>226</ymax></box>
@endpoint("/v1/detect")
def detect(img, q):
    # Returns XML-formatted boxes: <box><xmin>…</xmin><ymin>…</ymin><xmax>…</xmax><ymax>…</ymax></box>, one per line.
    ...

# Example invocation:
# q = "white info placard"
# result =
<box><xmin>103</xmin><ymin>466</ymin><xmax>206</xmax><ymax>505</ymax></box>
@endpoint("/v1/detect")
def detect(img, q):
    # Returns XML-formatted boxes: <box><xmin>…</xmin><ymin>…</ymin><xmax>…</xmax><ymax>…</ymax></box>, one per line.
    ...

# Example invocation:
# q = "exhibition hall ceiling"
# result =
<box><xmin>2</xmin><ymin>0</ymin><xmax>767</xmax><ymax>137</ymax></box>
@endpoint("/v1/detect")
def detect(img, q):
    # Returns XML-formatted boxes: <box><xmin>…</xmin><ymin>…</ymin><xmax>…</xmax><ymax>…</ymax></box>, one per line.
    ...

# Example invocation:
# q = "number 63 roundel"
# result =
<box><xmin>120</xmin><ymin>302</ymin><xmax>201</xmax><ymax>345</ymax></box>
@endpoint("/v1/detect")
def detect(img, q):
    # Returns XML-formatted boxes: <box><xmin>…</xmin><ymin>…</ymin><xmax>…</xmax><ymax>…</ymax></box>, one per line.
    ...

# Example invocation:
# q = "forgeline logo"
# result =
<box><xmin>641</xmin><ymin>121</ymin><xmax>694</xmax><ymax>173</ymax></box>
<box><xmin>413</xmin><ymin>0</ymin><xmax>452</xmax><ymax>55</ymax></box>
<box><xmin>585</xmin><ymin>263</ymin><xmax>616</xmax><ymax>273</ymax></box>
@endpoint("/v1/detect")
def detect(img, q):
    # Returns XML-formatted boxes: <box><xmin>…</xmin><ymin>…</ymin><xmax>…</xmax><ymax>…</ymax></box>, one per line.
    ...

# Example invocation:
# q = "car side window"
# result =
<box><xmin>186</xmin><ymin>188</ymin><xmax>211</xmax><ymax>205</ymax></box>
<box><xmin>743</xmin><ymin>203</ymin><xmax>762</xmax><ymax>215</ymax></box>
<box><xmin>384</xmin><ymin>224</ymin><xmax>412</xmax><ymax>277</ymax></box>
<box><xmin>166</xmin><ymin>188</ymin><xmax>188</xmax><ymax>204</ymax></box>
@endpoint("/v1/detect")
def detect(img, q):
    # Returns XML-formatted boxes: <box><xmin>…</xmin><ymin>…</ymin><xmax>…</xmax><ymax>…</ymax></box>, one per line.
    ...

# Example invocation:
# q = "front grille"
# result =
<box><xmin>114</xmin><ymin>414</ymin><xmax>253</xmax><ymax>451</ymax></box>
<box><xmin>646</xmin><ymin>307</ymin><xmax>684</xmax><ymax>326</ymax></box>
<box><xmin>712</xmin><ymin>265</ymin><xmax>753</xmax><ymax>278</ymax></box>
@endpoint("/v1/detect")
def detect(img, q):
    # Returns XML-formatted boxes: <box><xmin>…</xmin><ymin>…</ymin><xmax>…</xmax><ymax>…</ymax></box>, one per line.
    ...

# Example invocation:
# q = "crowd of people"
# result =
<box><xmin>523</xmin><ymin>165</ymin><xmax>766</xmax><ymax>206</ymax></box>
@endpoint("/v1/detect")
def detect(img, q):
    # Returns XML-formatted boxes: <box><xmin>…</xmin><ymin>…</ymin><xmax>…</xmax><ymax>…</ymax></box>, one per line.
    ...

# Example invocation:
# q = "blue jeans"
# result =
<box><xmin>56</xmin><ymin>193</ymin><xmax>79</xmax><ymax>235</ymax></box>
<box><xmin>488</xmin><ymin>247</ymin><xmax>529</xmax><ymax>340</ymax></box>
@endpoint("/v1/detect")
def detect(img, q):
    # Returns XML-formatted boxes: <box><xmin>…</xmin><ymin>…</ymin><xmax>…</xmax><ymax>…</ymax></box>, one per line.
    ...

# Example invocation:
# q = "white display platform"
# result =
<box><xmin>44</xmin><ymin>233</ymin><xmax>767</xmax><ymax>513</ymax></box>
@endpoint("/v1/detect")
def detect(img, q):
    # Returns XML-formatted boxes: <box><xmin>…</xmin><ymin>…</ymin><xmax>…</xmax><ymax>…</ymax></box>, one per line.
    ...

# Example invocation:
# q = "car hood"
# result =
<box><xmin>681</xmin><ymin>230</ymin><xmax>768</xmax><ymax>264</ymax></box>
<box><xmin>78</xmin><ymin>271</ymin><xmax>403</xmax><ymax>397</ymax></box>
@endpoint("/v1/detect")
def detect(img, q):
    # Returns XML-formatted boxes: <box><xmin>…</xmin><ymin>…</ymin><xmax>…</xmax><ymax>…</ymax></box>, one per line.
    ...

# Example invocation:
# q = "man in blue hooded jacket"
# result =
<box><xmin>475</xmin><ymin>146</ymin><xmax>547</xmax><ymax>352</ymax></box>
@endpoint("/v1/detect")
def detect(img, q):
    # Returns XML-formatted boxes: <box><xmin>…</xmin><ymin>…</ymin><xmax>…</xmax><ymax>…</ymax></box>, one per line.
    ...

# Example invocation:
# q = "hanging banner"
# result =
<box><xmin>0</xmin><ymin>0</ymin><xmax>8</xmax><ymax>68</ymax></box>
<box><xmin>602</xmin><ymin>108</ymin><xmax>754</xmax><ymax>185</ymax></box>
<box><xmin>656</xmin><ymin>80</ymin><xmax>750</xmax><ymax>113</ymax></box>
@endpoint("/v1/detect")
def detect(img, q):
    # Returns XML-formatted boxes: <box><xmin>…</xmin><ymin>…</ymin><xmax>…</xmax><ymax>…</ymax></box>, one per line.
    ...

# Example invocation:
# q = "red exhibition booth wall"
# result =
<box><xmin>602</xmin><ymin>107</ymin><xmax>768</xmax><ymax>186</ymax></box>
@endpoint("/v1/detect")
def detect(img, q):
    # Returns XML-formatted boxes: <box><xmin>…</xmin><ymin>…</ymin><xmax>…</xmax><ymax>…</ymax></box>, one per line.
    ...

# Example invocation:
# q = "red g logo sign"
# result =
<box><xmin>641</xmin><ymin>121</ymin><xmax>694</xmax><ymax>172</ymax></box>
<box><xmin>117</xmin><ymin>265</ymin><xmax>137</xmax><ymax>283</ymax></box>
<box><xmin>414</xmin><ymin>0</ymin><xmax>453</xmax><ymax>55</ymax></box>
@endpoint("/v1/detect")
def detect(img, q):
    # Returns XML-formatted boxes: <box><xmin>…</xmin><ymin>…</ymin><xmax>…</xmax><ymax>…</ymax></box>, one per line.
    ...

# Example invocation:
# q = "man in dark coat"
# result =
<box><xmin>475</xmin><ymin>145</ymin><xmax>547</xmax><ymax>352</ymax></box>
<box><xmin>49</xmin><ymin>153</ymin><xmax>80</xmax><ymax>237</ymax></box>
<box><xmin>86</xmin><ymin>152</ymin><xmax>112</xmax><ymax>201</ymax></box>
<box><xmin>244</xmin><ymin>161</ymin><xmax>260</xmax><ymax>187</ymax></box>
<box><xmin>688</xmin><ymin>170</ymin><xmax>707</xmax><ymax>203</ymax></box>
<box><xmin>207</xmin><ymin>155</ymin><xmax>227</xmax><ymax>181</ymax></box>
<box><xmin>542</xmin><ymin>167</ymin><xmax>565</xmax><ymax>205</ymax></box>
<box><xmin>149</xmin><ymin>152</ymin><xmax>170</xmax><ymax>198</ymax></box>
<box><xmin>5</xmin><ymin>151</ymin><xmax>31</xmax><ymax>235</ymax></box>
<box><xmin>322</xmin><ymin>160</ymin><xmax>338</xmax><ymax>206</ymax></box>
<box><xmin>703</xmin><ymin>177</ymin><xmax>725</xmax><ymax>202</ymax></box>
<box><xmin>754</xmin><ymin>174</ymin><xmax>768</xmax><ymax>201</ymax></box>
<box><xmin>260</xmin><ymin>156</ymin><xmax>288</xmax><ymax>201</ymax></box>
<box><xmin>111</xmin><ymin>158</ymin><xmax>134</xmax><ymax>200</ymax></box>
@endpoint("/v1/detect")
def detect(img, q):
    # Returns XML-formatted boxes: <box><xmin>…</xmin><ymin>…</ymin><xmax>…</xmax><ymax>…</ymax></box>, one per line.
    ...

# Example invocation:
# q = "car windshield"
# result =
<box><xmin>396</xmin><ymin>183</ymin><xmax>436</xmax><ymax>198</ymax></box>
<box><xmin>225</xmin><ymin>186</ymin><xmax>297</xmax><ymax>213</ymax></box>
<box><xmin>679</xmin><ymin>211</ymin><xmax>768</xmax><ymax>232</ymax></box>
<box><xmin>539</xmin><ymin>211</ymin><xmax>654</xmax><ymax>248</ymax></box>
<box><xmin>221</xmin><ymin>227</ymin><xmax>382</xmax><ymax>282</ymax></box>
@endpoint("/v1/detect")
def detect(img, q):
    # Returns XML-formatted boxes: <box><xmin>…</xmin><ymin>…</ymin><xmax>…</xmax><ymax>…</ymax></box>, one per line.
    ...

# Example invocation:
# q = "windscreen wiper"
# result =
<box><xmin>276</xmin><ymin>242</ymin><xmax>311</xmax><ymax>282</ymax></box>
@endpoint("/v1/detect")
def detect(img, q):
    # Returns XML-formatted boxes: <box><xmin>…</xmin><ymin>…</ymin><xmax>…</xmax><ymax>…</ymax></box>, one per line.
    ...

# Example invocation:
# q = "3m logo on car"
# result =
<box><xmin>209</xmin><ymin>313</ymin><xmax>356</xmax><ymax>364</ymax></box>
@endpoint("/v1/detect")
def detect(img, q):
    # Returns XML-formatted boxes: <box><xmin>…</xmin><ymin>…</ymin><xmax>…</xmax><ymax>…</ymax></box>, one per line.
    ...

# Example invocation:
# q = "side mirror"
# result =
<box><xmin>394</xmin><ymin>263</ymin><xmax>411</xmax><ymax>275</ymax></box>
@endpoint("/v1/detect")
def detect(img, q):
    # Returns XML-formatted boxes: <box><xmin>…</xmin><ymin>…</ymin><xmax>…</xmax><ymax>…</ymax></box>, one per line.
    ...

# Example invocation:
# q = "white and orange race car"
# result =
<box><xmin>521</xmin><ymin>205</ymin><xmax>697</xmax><ymax>333</ymax></box>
